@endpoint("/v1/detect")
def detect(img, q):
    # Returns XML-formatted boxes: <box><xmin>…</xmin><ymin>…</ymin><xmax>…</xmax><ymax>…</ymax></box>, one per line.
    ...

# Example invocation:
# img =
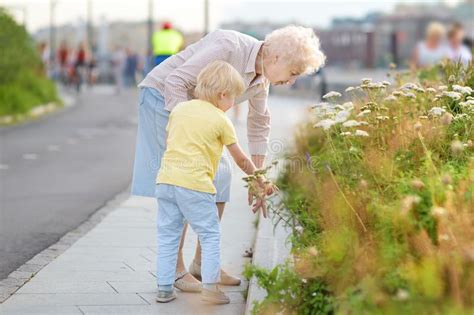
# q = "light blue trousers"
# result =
<box><xmin>155</xmin><ymin>184</ymin><xmax>220</xmax><ymax>285</ymax></box>
<box><xmin>131</xmin><ymin>87</ymin><xmax>232</xmax><ymax>202</ymax></box>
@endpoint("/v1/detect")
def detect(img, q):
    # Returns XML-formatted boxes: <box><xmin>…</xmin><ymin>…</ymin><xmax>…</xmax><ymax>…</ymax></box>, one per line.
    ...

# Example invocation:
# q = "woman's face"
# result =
<box><xmin>264</xmin><ymin>56</ymin><xmax>301</xmax><ymax>86</ymax></box>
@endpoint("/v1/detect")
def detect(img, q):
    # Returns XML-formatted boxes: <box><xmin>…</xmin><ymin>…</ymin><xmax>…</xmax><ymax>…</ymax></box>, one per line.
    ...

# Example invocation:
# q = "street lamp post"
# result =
<box><xmin>204</xmin><ymin>0</ymin><xmax>209</xmax><ymax>35</ymax></box>
<box><xmin>49</xmin><ymin>0</ymin><xmax>57</xmax><ymax>64</ymax></box>
<box><xmin>87</xmin><ymin>0</ymin><xmax>93</xmax><ymax>52</ymax></box>
<box><xmin>147</xmin><ymin>0</ymin><xmax>154</xmax><ymax>56</ymax></box>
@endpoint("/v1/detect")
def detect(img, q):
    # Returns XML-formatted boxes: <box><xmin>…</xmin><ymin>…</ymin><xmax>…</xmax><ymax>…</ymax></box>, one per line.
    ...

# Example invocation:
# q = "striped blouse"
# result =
<box><xmin>138</xmin><ymin>29</ymin><xmax>270</xmax><ymax>155</ymax></box>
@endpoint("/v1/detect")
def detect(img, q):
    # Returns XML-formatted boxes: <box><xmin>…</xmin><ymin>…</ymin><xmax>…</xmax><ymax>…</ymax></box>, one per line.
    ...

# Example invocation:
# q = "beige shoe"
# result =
<box><xmin>173</xmin><ymin>270</ymin><xmax>202</xmax><ymax>293</ymax></box>
<box><xmin>189</xmin><ymin>260</ymin><xmax>241</xmax><ymax>286</ymax></box>
<box><xmin>189</xmin><ymin>260</ymin><xmax>202</xmax><ymax>280</ymax></box>
<box><xmin>201</xmin><ymin>286</ymin><xmax>230</xmax><ymax>304</ymax></box>
<box><xmin>219</xmin><ymin>269</ymin><xmax>241</xmax><ymax>286</ymax></box>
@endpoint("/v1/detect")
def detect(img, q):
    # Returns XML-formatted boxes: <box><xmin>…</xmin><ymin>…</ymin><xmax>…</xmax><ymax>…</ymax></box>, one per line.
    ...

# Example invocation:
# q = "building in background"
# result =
<box><xmin>223</xmin><ymin>0</ymin><xmax>473</xmax><ymax>69</ymax></box>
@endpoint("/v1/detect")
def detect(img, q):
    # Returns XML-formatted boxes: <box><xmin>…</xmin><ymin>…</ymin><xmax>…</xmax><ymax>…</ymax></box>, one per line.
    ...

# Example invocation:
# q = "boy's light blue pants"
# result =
<box><xmin>155</xmin><ymin>183</ymin><xmax>221</xmax><ymax>285</ymax></box>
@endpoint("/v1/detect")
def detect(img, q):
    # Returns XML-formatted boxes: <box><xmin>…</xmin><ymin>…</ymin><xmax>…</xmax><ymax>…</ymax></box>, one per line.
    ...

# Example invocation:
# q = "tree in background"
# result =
<box><xmin>0</xmin><ymin>8</ymin><xmax>58</xmax><ymax>116</ymax></box>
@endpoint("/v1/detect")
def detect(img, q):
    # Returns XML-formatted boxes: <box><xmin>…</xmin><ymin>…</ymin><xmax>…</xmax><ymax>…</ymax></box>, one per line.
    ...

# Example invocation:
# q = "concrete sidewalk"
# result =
<box><xmin>0</xmin><ymin>183</ymin><xmax>254</xmax><ymax>314</ymax></box>
<box><xmin>0</xmin><ymin>95</ymin><xmax>308</xmax><ymax>315</ymax></box>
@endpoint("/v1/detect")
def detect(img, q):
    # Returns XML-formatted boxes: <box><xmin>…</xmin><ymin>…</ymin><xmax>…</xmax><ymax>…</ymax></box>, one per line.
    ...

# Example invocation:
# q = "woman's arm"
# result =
<box><xmin>247</xmin><ymin>85</ymin><xmax>271</xmax><ymax>167</ymax></box>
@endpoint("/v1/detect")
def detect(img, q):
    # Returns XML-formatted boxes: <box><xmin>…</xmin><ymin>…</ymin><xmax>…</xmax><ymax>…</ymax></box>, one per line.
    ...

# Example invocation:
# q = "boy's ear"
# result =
<box><xmin>219</xmin><ymin>92</ymin><xmax>227</xmax><ymax>99</ymax></box>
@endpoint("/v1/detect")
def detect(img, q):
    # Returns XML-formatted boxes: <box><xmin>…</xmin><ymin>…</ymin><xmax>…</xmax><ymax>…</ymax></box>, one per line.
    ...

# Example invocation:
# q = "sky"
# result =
<box><xmin>1</xmin><ymin>0</ymin><xmax>462</xmax><ymax>33</ymax></box>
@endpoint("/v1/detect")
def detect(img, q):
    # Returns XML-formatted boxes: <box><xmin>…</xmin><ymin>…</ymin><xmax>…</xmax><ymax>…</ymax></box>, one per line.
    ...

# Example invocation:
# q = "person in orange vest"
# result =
<box><xmin>152</xmin><ymin>22</ymin><xmax>184</xmax><ymax>67</ymax></box>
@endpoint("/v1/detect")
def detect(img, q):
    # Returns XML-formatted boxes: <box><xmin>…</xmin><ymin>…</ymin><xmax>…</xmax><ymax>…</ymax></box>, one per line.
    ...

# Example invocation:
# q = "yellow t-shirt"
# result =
<box><xmin>156</xmin><ymin>99</ymin><xmax>238</xmax><ymax>194</ymax></box>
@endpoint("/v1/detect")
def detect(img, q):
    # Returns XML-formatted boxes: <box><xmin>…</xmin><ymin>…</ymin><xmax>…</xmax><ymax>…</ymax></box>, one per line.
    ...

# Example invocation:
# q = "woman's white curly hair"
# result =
<box><xmin>264</xmin><ymin>25</ymin><xmax>326</xmax><ymax>75</ymax></box>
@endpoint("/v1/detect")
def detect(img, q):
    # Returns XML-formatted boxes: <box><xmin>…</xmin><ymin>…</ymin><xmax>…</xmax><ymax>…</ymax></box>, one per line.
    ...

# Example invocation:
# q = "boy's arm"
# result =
<box><xmin>226</xmin><ymin>143</ymin><xmax>257</xmax><ymax>176</ymax></box>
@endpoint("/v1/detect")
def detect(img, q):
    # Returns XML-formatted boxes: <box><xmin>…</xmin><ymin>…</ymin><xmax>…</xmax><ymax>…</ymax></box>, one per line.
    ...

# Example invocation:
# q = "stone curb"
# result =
<box><xmin>0</xmin><ymin>187</ymin><xmax>131</xmax><ymax>303</ymax></box>
<box><xmin>244</xmin><ymin>208</ymin><xmax>291</xmax><ymax>314</ymax></box>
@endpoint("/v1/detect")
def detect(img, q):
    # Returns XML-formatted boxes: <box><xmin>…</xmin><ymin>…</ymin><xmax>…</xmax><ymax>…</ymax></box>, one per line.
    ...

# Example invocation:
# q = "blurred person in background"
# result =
<box><xmin>152</xmin><ymin>22</ymin><xmax>184</xmax><ymax>67</ymax></box>
<box><xmin>111</xmin><ymin>46</ymin><xmax>127</xmax><ymax>94</ymax></box>
<box><xmin>124</xmin><ymin>49</ymin><xmax>139</xmax><ymax>87</ymax></box>
<box><xmin>411</xmin><ymin>22</ymin><xmax>447</xmax><ymax>69</ymax></box>
<box><xmin>446</xmin><ymin>22</ymin><xmax>472</xmax><ymax>66</ymax></box>
<box><xmin>37</xmin><ymin>42</ymin><xmax>50</xmax><ymax>76</ymax></box>
<box><xmin>72</xmin><ymin>42</ymin><xmax>88</xmax><ymax>92</ymax></box>
<box><xmin>57</xmin><ymin>40</ymin><xmax>69</xmax><ymax>84</ymax></box>
<box><xmin>87</xmin><ymin>55</ymin><xmax>99</xmax><ymax>86</ymax></box>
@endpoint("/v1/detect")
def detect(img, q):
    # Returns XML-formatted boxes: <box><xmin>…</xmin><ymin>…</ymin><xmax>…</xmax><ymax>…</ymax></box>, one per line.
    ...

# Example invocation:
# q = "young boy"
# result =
<box><xmin>155</xmin><ymin>60</ymin><xmax>268</xmax><ymax>304</ymax></box>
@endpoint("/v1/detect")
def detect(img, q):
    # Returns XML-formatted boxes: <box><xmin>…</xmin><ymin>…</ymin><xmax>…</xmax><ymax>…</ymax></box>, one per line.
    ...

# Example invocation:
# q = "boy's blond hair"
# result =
<box><xmin>194</xmin><ymin>61</ymin><xmax>245</xmax><ymax>105</ymax></box>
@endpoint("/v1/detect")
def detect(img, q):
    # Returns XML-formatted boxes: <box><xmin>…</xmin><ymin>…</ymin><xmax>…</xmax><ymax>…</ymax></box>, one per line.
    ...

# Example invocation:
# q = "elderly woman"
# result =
<box><xmin>131</xmin><ymin>25</ymin><xmax>326</xmax><ymax>292</ymax></box>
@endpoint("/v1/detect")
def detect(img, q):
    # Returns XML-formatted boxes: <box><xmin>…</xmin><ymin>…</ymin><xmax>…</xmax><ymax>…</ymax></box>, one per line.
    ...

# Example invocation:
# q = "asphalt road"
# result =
<box><xmin>0</xmin><ymin>86</ymin><xmax>139</xmax><ymax>280</ymax></box>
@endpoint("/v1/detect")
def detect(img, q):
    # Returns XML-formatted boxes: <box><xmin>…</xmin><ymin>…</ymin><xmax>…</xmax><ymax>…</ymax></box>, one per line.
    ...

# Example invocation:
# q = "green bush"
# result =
<box><xmin>0</xmin><ymin>8</ymin><xmax>58</xmax><ymax>116</ymax></box>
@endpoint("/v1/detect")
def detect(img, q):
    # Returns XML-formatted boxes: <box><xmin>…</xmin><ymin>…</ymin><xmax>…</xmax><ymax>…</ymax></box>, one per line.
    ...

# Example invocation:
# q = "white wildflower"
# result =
<box><xmin>322</xmin><ymin>91</ymin><xmax>342</xmax><ymax>99</ymax></box>
<box><xmin>345</xmin><ymin>86</ymin><xmax>355</xmax><ymax>92</ymax></box>
<box><xmin>404</xmin><ymin>92</ymin><xmax>416</xmax><ymax>99</ymax></box>
<box><xmin>454</xmin><ymin>113</ymin><xmax>468</xmax><ymax>120</ymax></box>
<box><xmin>361</xmin><ymin>78</ymin><xmax>372</xmax><ymax>84</ymax></box>
<box><xmin>314</xmin><ymin>119</ymin><xmax>336</xmax><ymax>130</ymax></box>
<box><xmin>342</xmin><ymin>120</ymin><xmax>362</xmax><ymax>127</ymax></box>
<box><xmin>415</xmin><ymin>87</ymin><xmax>425</xmax><ymax>93</ymax></box>
<box><xmin>438</xmin><ymin>85</ymin><xmax>448</xmax><ymax>91</ymax></box>
<box><xmin>311</xmin><ymin>102</ymin><xmax>330</xmax><ymax>109</ymax></box>
<box><xmin>452</xmin><ymin>85</ymin><xmax>473</xmax><ymax>95</ymax></box>
<box><xmin>342</xmin><ymin>102</ymin><xmax>354</xmax><ymax>110</ymax></box>
<box><xmin>335</xmin><ymin>110</ymin><xmax>351</xmax><ymax>123</ymax></box>
<box><xmin>401</xmin><ymin>83</ymin><xmax>418</xmax><ymax>90</ymax></box>
<box><xmin>428</xmin><ymin>107</ymin><xmax>446</xmax><ymax>117</ymax></box>
<box><xmin>392</xmin><ymin>91</ymin><xmax>403</xmax><ymax>96</ymax></box>
<box><xmin>432</xmin><ymin>207</ymin><xmax>447</xmax><ymax>217</ymax></box>
<box><xmin>384</xmin><ymin>95</ymin><xmax>397</xmax><ymax>102</ymax></box>
<box><xmin>349</xmin><ymin>146</ymin><xmax>358</xmax><ymax>153</ymax></box>
<box><xmin>439</xmin><ymin>234</ymin><xmax>450</xmax><ymax>241</ymax></box>
<box><xmin>376</xmin><ymin>115</ymin><xmax>390</xmax><ymax>121</ymax></box>
<box><xmin>426</xmin><ymin>87</ymin><xmax>437</xmax><ymax>93</ymax></box>
<box><xmin>354</xmin><ymin>129</ymin><xmax>369</xmax><ymax>137</ymax></box>
<box><xmin>357</xmin><ymin>110</ymin><xmax>371</xmax><ymax>117</ymax></box>
<box><xmin>395</xmin><ymin>289</ymin><xmax>410</xmax><ymax>301</ymax></box>
<box><xmin>460</xmin><ymin>100</ymin><xmax>474</xmax><ymax>107</ymax></box>
<box><xmin>367</xmin><ymin>82</ymin><xmax>385</xmax><ymax>89</ymax></box>
<box><xmin>382</xmin><ymin>80</ymin><xmax>391</xmax><ymax>86</ymax></box>
<box><xmin>442</xmin><ymin>91</ymin><xmax>462</xmax><ymax>100</ymax></box>
<box><xmin>340</xmin><ymin>131</ymin><xmax>352</xmax><ymax>136</ymax></box>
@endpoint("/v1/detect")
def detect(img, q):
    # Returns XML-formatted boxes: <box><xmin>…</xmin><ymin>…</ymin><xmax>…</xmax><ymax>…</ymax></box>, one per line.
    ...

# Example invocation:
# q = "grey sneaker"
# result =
<box><xmin>156</xmin><ymin>289</ymin><xmax>177</xmax><ymax>303</ymax></box>
<box><xmin>201</xmin><ymin>287</ymin><xmax>230</xmax><ymax>305</ymax></box>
